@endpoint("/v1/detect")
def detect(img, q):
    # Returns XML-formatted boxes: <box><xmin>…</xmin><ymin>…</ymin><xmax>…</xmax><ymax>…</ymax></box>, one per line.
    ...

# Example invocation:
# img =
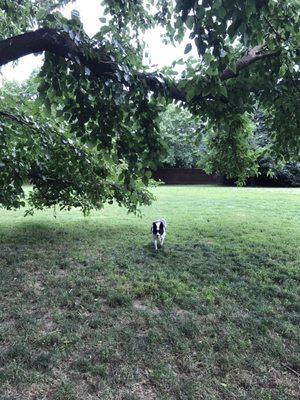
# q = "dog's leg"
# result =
<box><xmin>154</xmin><ymin>239</ymin><xmax>158</xmax><ymax>251</ymax></box>
<box><xmin>160</xmin><ymin>234</ymin><xmax>165</xmax><ymax>247</ymax></box>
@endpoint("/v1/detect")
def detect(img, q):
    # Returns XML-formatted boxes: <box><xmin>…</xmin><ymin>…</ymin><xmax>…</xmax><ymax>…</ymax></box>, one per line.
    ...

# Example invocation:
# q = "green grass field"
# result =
<box><xmin>0</xmin><ymin>185</ymin><xmax>299</xmax><ymax>400</ymax></box>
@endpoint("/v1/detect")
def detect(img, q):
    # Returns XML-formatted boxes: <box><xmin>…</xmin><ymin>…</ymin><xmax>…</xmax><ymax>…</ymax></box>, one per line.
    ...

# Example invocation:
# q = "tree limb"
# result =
<box><xmin>220</xmin><ymin>45</ymin><xmax>280</xmax><ymax>81</ymax></box>
<box><xmin>0</xmin><ymin>110</ymin><xmax>35</xmax><ymax>128</ymax></box>
<box><xmin>0</xmin><ymin>28</ymin><xmax>280</xmax><ymax>102</ymax></box>
<box><xmin>263</xmin><ymin>16</ymin><xmax>284</xmax><ymax>43</ymax></box>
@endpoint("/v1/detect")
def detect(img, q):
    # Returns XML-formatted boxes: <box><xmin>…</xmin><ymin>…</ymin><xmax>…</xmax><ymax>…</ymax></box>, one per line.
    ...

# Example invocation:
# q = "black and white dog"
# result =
<box><xmin>151</xmin><ymin>218</ymin><xmax>167</xmax><ymax>251</ymax></box>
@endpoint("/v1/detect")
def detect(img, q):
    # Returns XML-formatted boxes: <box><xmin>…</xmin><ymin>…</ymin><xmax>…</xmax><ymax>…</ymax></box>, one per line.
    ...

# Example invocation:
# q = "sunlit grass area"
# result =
<box><xmin>0</xmin><ymin>185</ymin><xmax>299</xmax><ymax>399</ymax></box>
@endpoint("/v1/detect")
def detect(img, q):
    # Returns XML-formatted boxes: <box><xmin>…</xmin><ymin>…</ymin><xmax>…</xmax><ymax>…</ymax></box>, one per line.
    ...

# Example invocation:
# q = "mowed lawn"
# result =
<box><xmin>0</xmin><ymin>186</ymin><xmax>299</xmax><ymax>400</ymax></box>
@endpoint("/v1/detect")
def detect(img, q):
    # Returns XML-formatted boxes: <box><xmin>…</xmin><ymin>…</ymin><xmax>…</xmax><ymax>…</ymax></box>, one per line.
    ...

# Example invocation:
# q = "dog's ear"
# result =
<box><xmin>152</xmin><ymin>222</ymin><xmax>157</xmax><ymax>234</ymax></box>
<box><xmin>159</xmin><ymin>221</ymin><xmax>164</xmax><ymax>235</ymax></box>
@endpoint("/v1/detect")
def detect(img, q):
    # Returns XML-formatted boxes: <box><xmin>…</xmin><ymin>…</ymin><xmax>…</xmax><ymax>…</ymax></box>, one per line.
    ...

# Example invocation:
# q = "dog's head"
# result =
<box><xmin>152</xmin><ymin>220</ymin><xmax>166</xmax><ymax>238</ymax></box>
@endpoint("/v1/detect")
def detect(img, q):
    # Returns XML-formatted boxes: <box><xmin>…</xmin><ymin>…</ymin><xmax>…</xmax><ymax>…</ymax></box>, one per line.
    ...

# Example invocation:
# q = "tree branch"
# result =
<box><xmin>0</xmin><ymin>110</ymin><xmax>35</xmax><ymax>128</ymax></box>
<box><xmin>220</xmin><ymin>45</ymin><xmax>280</xmax><ymax>81</ymax></box>
<box><xmin>0</xmin><ymin>29</ymin><xmax>281</xmax><ymax>102</ymax></box>
<box><xmin>263</xmin><ymin>16</ymin><xmax>284</xmax><ymax>43</ymax></box>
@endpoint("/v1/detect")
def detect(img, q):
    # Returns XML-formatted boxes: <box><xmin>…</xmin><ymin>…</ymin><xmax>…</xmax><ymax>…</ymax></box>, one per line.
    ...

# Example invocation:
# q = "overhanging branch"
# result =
<box><xmin>0</xmin><ymin>28</ymin><xmax>187</xmax><ymax>101</ymax></box>
<box><xmin>0</xmin><ymin>29</ymin><xmax>281</xmax><ymax>102</ymax></box>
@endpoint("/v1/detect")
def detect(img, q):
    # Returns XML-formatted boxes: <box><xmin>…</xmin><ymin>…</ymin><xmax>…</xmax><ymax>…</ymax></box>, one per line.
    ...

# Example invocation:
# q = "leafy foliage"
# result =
<box><xmin>0</xmin><ymin>0</ymin><xmax>72</xmax><ymax>38</ymax></box>
<box><xmin>159</xmin><ymin>104</ymin><xmax>203</xmax><ymax>168</ymax></box>
<box><xmin>250</xmin><ymin>111</ymin><xmax>300</xmax><ymax>186</ymax></box>
<box><xmin>0</xmin><ymin>74</ymin><xmax>155</xmax><ymax>214</ymax></box>
<box><xmin>200</xmin><ymin>113</ymin><xmax>259</xmax><ymax>184</ymax></box>
<box><xmin>0</xmin><ymin>0</ymin><xmax>299</xmax><ymax>211</ymax></box>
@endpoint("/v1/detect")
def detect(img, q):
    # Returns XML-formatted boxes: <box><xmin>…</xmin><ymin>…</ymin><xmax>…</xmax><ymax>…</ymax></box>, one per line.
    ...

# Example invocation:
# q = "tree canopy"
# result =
<box><xmin>0</xmin><ymin>0</ymin><xmax>299</xmax><ymax>213</ymax></box>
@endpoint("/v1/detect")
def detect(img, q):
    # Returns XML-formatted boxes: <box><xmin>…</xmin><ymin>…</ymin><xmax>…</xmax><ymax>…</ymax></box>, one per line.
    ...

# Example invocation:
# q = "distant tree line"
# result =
<box><xmin>160</xmin><ymin>106</ymin><xmax>300</xmax><ymax>187</ymax></box>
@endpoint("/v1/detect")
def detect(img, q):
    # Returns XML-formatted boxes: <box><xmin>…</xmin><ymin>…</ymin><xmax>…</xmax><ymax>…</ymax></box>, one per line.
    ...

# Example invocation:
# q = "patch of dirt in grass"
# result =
<box><xmin>130</xmin><ymin>382</ymin><xmax>158</xmax><ymax>400</ymax></box>
<box><xmin>116</xmin><ymin>315</ymin><xmax>131</xmax><ymax>326</ymax></box>
<box><xmin>98</xmin><ymin>301</ymin><xmax>110</xmax><ymax>314</ymax></box>
<box><xmin>55</xmin><ymin>268</ymin><xmax>68</xmax><ymax>277</ymax></box>
<box><xmin>0</xmin><ymin>383</ymin><xmax>49</xmax><ymax>400</ymax></box>
<box><xmin>21</xmin><ymin>383</ymin><xmax>49</xmax><ymax>400</ymax></box>
<box><xmin>51</xmin><ymin>358</ymin><xmax>74</xmax><ymax>380</ymax></box>
<box><xmin>227</xmin><ymin>366</ymin><xmax>300</xmax><ymax>398</ymax></box>
<box><xmin>23</xmin><ymin>270</ymin><xmax>45</xmax><ymax>296</ymax></box>
<box><xmin>173</xmin><ymin>307</ymin><xmax>218</xmax><ymax>323</ymax></box>
<box><xmin>174</xmin><ymin>307</ymin><xmax>192</xmax><ymax>319</ymax></box>
<box><xmin>23</xmin><ymin>304</ymin><xmax>39</xmax><ymax>316</ymax></box>
<box><xmin>39</xmin><ymin>313</ymin><xmax>57</xmax><ymax>333</ymax></box>
<box><xmin>263</xmin><ymin>365</ymin><xmax>300</xmax><ymax>397</ymax></box>
<box><xmin>133</xmin><ymin>300</ymin><xmax>161</xmax><ymax>315</ymax></box>
<box><xmin>133</xmin><ymin>300</ymin><xmax>147</xmax><ymax>311</ymax></box>
<box><xmin>26</xmin><ymin>279</ymin><xmax>44</xmax><ymax>294</ymax></box>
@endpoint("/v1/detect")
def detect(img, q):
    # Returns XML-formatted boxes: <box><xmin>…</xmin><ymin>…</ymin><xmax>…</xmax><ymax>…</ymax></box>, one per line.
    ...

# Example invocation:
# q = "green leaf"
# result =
<box><xmin>219</xmin><ymin>86</ymin><xmax>228</xmax><ymax>98</ymax></box>
<box><xmin>195</xmin><ymin>37</ymin><xmax>206</xmax><ymax>56</ymax></box>
<box><xmin>184</xmin><ymin>43</ymin><xmax>192</xmax><ymax>54</ymax></box>
<box><xmin>185</xmin><ymin>16</ymin><xmax>194</xmax><ymax>30</ymax></box>
<box><xmin>196</xmin><ymin>6</ymin><xmax>205</xmax><ymax>20</ymax></box>
<box><xmin>217</xmin><ymin>6</ymin><xmax>226</xmax><ymax>19</ymax></box>
<box><xmin>228</xmin><ymin>60</ymin><xmax>237</xmax><ymax>74</ymax></box>
<box><xmin>36</xmin><ymin>9</ymin><xmax>47</xmax><ymax>20</ymax></box>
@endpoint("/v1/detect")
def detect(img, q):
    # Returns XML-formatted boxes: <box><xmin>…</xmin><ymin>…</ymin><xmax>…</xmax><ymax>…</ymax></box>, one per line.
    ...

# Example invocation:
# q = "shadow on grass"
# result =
<box><xmin>0</xmin><ymin>220</ymin><xmax>146</xmax><ymax>245</ymax></box>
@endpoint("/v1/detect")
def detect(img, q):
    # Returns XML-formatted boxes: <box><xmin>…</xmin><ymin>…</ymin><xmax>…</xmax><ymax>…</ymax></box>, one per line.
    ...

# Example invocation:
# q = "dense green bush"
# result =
<box><xmin>249</xmin><ymin>112</ymin><xmax>300</xmax><ymax>187</ymax></box>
